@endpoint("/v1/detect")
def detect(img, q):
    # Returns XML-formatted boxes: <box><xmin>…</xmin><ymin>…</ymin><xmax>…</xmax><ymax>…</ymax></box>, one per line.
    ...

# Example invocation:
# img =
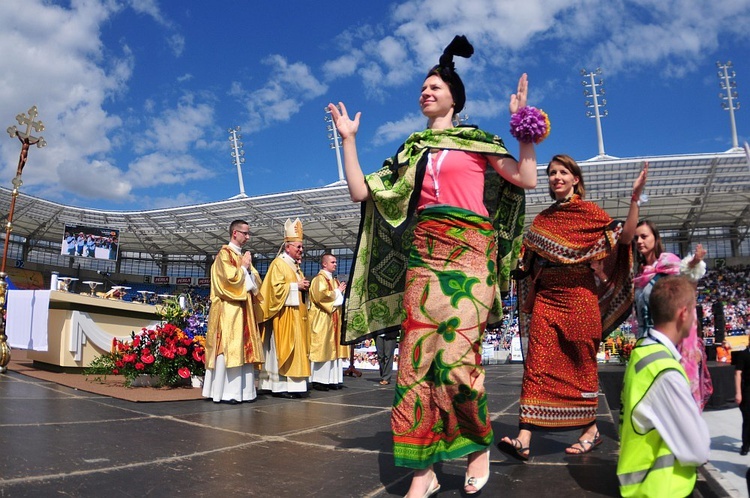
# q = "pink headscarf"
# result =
<box><xmin>635</xmin><ymin>252</ymin><xmax>713</xmax><ymax>410</ymax></box>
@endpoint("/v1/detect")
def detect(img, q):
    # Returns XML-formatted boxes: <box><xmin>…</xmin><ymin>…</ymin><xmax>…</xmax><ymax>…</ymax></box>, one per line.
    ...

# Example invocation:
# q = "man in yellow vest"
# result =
<box><xmin>618</xmin><ymin>275</ymin><xmax>710</xmax><ymax>497</ymax></box>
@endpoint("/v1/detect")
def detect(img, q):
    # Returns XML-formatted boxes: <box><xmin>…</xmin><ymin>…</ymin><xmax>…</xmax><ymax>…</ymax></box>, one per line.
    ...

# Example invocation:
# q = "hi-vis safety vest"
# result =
<box><xmin>617</xmin><ymin>341</ymin><xmax>697</xmax><ymax>497</ymax></box>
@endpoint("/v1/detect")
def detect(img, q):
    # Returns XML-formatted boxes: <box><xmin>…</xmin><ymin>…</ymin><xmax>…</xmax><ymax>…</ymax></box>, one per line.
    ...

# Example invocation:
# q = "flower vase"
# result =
<box><xmin>130</xmin><ymin>374</ymin><xmax>159</xmax><ymax>387</ymax></box>
<box><xmin>191</xmin><ymin>375</ymin><xmax>204</xmax><ymax>388</ymax></box>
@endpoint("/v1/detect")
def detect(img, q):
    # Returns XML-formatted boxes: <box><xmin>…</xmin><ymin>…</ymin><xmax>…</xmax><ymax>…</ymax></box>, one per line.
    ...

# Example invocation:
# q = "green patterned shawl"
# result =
<box><xmin>342</xmin><ymin>126</ymin><xmax>526</xmax><ymax>344</ymax></box>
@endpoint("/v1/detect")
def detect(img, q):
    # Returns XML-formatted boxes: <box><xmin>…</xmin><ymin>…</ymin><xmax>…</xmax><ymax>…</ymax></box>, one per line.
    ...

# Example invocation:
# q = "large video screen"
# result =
<box><xmin>61</xmin><ymin>224</ymin><xmax>120</xmax><ymax>261</ymax></box>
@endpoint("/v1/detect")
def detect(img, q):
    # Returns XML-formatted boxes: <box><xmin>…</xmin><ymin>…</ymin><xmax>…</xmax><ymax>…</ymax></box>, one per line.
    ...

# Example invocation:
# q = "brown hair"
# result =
<box><xmin>635</xmin><ymin>219</ymin><xmax>664</xmax><ymax>265</ymax></box>
<box><xmin>320</xmin><ymin>252</ymin><xmax>335</xmax><ymax>265</ymax></box>
<box><xmin>649</xmin><ymin>275</ymin><xmax>696</xmax><ymax>327</ymax></box>
<box><xmin>545</xmin><ymin>154</ymin><xmax>585</xmax><ymax>200</ymax></box>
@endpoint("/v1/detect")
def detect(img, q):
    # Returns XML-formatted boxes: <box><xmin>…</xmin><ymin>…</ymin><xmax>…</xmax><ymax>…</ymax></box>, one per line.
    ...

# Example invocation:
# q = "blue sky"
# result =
<box><xmin>1</xmin><ymin>0</ymin><xmax>749</xmax><ymax>211</ymax></box>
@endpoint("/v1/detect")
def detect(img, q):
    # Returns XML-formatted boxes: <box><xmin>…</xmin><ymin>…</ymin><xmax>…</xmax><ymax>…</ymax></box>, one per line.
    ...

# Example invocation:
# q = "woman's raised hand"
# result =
<box><xmin>326</xmin><ymin>102</ymin><xmax>370</xmax><ymax>202</ymax></box>
<box><xmin>327</xmin><ymin>102</ymin><xmax>361</xmax><ymax>140</ymax></box>
<box><xmin>693</xmin><ymin>243</ymin><xmax>707</xmax><ymax>262</ymax></box>
<box><xmin>632</xmin><ymin>161</ymin><xmax>649</xmax><ymax>200</ymax></box>
<box><xmin>509</xmin><ymin>73</ymin><xmax>528</xmax><ymax>115</ymax></box>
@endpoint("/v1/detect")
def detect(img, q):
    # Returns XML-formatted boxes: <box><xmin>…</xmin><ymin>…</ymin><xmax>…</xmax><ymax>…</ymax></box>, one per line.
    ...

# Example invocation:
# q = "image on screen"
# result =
<box><xmin>61</xmin><ymin>224</ymin><xmax>120</xmax><ymax>261</ymax></box>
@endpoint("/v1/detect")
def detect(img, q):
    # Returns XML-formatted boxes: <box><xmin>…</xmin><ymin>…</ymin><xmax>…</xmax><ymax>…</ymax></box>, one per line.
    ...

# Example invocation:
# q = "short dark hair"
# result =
<box><xmin>229</xmin><ymin>219</ymin><xmax>248</xmax><ymax>236</ymax></box>
<box><xmin>320</xmin><ymin>252</ymin><xmax>335</xmax><ymax>265</ymax></box>
<box><xmin>546</xmin><ymin>154</ymin><xmax>585</xmax><ymax>200</ymax></box>
<box><xmin>649</xmin><ymin>275</ymin><xmax>696</xmax><ymax>327</ymax></box>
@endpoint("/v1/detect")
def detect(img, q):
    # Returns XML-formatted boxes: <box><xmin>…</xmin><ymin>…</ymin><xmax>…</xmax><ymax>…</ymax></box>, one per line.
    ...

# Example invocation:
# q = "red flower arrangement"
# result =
<box><xmin>111</xmin><ymin>322</ymin><xmax>206</xmax><ymax>387</ymax></box>
<box><xmin>85</xmin><ymin>296</ymin><xmax>207</xmax><ymax>387</ymax></box>
<box><xmin>618</xmin><ymin>342</ymin><xmax>635</xmax><ymax>364</ymax></box>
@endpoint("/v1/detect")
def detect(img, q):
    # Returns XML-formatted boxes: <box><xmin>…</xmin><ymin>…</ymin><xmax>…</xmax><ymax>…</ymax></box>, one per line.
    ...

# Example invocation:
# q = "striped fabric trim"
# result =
<box><xmin>519</xmin><ymin>403</ymin><xmax>598</xmax><ymax>425</ymax></box>
<box><xmin>618</xmin><ymin>453</ymin><xmax>675</xmax><ymax>486</ymax></box>
<box><xmin>634</xmin><ymin>350</ymin><xmax>673</xmax><ymax>374</ymax></box>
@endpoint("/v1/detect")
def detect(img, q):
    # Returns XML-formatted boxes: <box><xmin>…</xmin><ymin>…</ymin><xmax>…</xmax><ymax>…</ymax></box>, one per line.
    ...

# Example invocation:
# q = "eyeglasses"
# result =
<box><xmin>234</xmin><ymin>230</ymin><xmax>250</xmax><ymax>236</ymax></box>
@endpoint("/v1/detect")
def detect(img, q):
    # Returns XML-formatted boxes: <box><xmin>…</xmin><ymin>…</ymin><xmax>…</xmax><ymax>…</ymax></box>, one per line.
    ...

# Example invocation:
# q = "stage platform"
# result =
<box><xmin>0</xmin><ymin>363</ymin><xmax>740</xmax><ymax>497</ymax></box>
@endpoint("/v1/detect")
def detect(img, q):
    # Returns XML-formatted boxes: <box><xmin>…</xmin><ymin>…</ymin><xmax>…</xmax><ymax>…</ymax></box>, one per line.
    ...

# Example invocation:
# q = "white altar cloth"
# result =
<box><xmin>7</xmin><ymin>289</ymin><xmax>50</xmax><ymax>351</ymax></box>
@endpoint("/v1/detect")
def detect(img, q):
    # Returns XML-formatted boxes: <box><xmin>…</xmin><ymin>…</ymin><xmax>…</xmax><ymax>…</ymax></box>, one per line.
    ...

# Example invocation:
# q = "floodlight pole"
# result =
<box><xmin>581</xmin><ymin>68</ymin><xmax>608</xmax><ymax>158</ymax></box>
<box><xmin>0</xmin><ymin>106</ymin><xmax>46</xmax><ymax>373</ymax></box>
<box><xmin>228</xmin><ymin>126</ymin><xmax>247</xmax><ymax>196</ymax></box>
<box><xmin>717</xmin><ymin>61</ymin><xmax>741</xmax><ymax>150</ymax></box>
<box><xmin>324</xmin><ymin>107</ymin><xmax>345</xmax><ymax>182</ymax></box>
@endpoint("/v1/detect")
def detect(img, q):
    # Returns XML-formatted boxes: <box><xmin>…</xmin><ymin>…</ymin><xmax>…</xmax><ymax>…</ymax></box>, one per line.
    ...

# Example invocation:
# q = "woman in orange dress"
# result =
<box><xmin>499</xmin><ymin>154</ymin><xmax>646</xmax><ymax>460</ymax></box>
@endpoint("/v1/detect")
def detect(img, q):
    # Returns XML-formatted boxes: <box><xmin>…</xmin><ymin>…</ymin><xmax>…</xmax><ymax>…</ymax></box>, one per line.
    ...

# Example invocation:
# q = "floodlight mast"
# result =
<box><xmin>717</xmin><ymin>61</ymin><xmax>741</xmax><ymax>150</ymax></box>
<box><xmin>228</xmin><ymin>126</ymin><xmax>246</xmax><ymax>196</ymax></box>
<box><xmin>324</xmin><ymin>107</ymin><xmax>345</xmax><ymax>182</ymax></box>
<box><xmin>581</xmin><ymin>68</ymin><xmax>608</xmax><ymax>159</ymax></box>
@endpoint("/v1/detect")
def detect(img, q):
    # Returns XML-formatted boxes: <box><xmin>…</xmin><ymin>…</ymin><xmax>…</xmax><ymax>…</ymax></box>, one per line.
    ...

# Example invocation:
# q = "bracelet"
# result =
<box><xmin>509</xmin><ymin>106</ymin><xmax>551</xmax><ymax>144</ymax></box>
<box><xmin>631</xmin><ymin>193</ymin><xmax>648</xmax><ymax>207</ymax></box>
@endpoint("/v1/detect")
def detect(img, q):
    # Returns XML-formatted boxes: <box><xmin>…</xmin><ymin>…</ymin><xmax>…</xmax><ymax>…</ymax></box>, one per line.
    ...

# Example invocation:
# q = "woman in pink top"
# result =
<box><xmin>328</xmin><ymin>35</ymin><xmax>539</xmax><ymax>497</ymax></box>
<box><xmin>633</xmin><ymin>219</ymin><xmax>712</xmax><ymax>409</ymax></box>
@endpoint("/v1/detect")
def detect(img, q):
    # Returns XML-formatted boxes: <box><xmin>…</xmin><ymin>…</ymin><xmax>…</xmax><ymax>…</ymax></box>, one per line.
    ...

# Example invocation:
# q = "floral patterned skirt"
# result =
<box><xmin>392</xmin><ymin>205</ymin><xmax>496</xmax><ymax>469</ymax></box>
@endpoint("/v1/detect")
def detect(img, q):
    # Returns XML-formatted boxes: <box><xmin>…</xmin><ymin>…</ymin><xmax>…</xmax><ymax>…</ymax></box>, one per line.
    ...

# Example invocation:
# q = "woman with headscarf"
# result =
<box><xmin>498</xmin><ymin>154</ymin><xmax>647</xmax><ymax>461</ymax></box>
<box><xmin>633</xmin><ymin>219</ymin><xmax>712</xmax><ymax>409</ymax></box>
<box><xmin>328</xmin><ymin>36</ymin><xmax>542</xmax><ymax>497</ymax></box>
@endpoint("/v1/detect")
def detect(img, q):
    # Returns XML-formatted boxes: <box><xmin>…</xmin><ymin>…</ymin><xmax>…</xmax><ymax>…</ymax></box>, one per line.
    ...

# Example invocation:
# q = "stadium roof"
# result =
<box><xmin>1</xmin><ymin>150</ymin><xmax>749</xmax><ymax>258</ymax></box>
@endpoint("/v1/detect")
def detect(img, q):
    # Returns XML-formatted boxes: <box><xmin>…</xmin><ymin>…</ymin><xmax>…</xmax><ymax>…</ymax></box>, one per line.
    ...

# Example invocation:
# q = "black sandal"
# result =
<box><xmin>497</xmin><ymin>438</ymin><xmax>530</xmax><ymax>461</ymax></box>
<box><xmin>566</xmin><ymin>432</ymin><xmax>602</xmax><ymax>454</ymax></box>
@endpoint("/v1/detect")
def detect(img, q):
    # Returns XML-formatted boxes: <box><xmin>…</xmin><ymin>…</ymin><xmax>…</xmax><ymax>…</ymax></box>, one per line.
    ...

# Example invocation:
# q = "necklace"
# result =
<box><xmin>426</xmin><ymin>150</ymin><xmax>448</xmax><ymax>201</ymax></box>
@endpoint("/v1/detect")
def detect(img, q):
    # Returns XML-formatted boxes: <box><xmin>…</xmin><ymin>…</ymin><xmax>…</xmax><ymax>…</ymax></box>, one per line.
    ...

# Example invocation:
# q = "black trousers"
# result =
<box><xmin>741</xmin><ymin>390</ymin><xmax>750</xmax><ymax>450</ymax></box>
<box><xmin>375</xmin><ymin>334</ymin><xmax>397</xmax><ymax>382</ymax></box>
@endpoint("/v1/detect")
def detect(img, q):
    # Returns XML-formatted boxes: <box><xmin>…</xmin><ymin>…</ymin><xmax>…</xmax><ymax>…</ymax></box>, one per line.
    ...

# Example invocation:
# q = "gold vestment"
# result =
<box><xmin>308</xmin><ymin>270</ymin><xmax>349</xmax><ymax>362</ymax></box>
<box><xmin>205</xmin><ymin>245</ymin><xmax>264</xmax><ymax>369</ymax></box>
<box><xmin>259</xmin><ymin>255</ymin><xmax>311</xmax><ymax>377</ymax></box>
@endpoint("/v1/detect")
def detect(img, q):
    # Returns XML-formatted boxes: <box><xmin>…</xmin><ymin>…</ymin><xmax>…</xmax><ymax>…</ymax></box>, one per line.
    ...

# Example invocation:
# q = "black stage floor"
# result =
<box><xmin>0</xmin><ymin>364</ymin><xmax>729</xmax><ymax>497</ymax></box>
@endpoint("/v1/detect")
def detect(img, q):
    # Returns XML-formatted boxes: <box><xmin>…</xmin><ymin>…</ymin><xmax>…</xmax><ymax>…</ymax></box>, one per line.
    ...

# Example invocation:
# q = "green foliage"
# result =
<box><xmin>83</xmin><ymin>354</ymin><xmax>117</xmax><ymax>383</ymax></box>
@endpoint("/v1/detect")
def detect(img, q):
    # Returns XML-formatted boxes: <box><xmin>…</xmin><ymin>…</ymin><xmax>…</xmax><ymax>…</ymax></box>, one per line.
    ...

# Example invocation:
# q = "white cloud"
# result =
<box><xmin>126</xmin><ymin>0</ymin><xmax>184</xmax><ymax>57</ymax></box>
<box><xmin>168</xmin><ymin>33</ymin><xmax>185</xmax><ymax>57</ymax></box>
<box><xmin>145</xmin><ymin>189</ymin><xmax>210</xmax><ymax>209</ymax></box>
<box><xmin>128</xmin><ymin>0</ymin><xmax>170</xmax><ymax>27</ymax></box>
<box><xmin>134</xmin><ymin>93</ymin><xmax>216</xmax><ymax>154</ymax></box>
<box><xmin>235</xmin><ymin>55</ymin><xmax>328</xmax><ymax>133</ymax></box>
<box><xmin>0</xmin><ymin>0</ymin><xmax>125</xmax><ymax>193</ymax></box>
<box><xmin>372</xmin><ymin>113</ymin><xmax>425</xmax><ymax>146</ymax></box>
<box><xmin>57</xmin><ymin>158</ymin><xmax>132</xmax><ymax>200</ymax></box>
<box><xmin>324</xmin><ymin>0</ymin><xmax>750</xmax><ymax>117</ymax></box>
<box><xmin>125</xmin><ymin>152</ymin><xmax>211</xmax><ymax>188</ymax></box>
<box><xmin>322</xmin><ymin>51</ymin><xmax>364</xmax><ymax>80</ymax></box>
<box><xmin>0</xmin><ymin>0</ymin><xmax>212</xmax><ymax>206</ymax></box>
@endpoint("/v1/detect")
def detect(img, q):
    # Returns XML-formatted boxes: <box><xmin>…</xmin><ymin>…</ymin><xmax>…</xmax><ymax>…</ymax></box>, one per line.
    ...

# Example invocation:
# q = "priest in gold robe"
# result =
<box><xmin>308</xmin><ymin>253</ymin><xmax>349</xmax><ymax>391</ymax></box>
<box><xmin>202</xmin><ymin>219</ymin><xmax>264</xmax><ymax>404</ymax></box>
<box><xmin>258</xmin><ymin>218</ymin><xmax>311</xmax><ymax>398</ymax></box>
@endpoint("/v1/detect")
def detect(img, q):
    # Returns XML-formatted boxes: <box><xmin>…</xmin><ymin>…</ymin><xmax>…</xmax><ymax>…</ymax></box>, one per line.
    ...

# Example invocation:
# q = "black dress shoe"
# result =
<box><xmin>741</xmin><ymin>448</ymin><xmax>748</xmax><ymax>456</ymax></box>
<box><xmin>272</xmin><ymin>392</ymin><xmax>296</xmax><ymax>399</ymax></box>
<box><xmin>312</xmin><ymin>382</ymin><xmax>330</xmax><ymax>391</ymax></box>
